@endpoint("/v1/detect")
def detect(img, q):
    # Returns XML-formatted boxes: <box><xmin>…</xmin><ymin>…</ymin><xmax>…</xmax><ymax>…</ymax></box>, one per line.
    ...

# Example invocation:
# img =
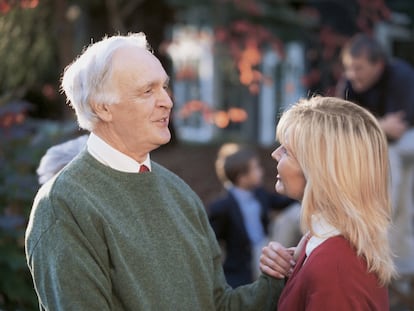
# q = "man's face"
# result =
<box><xmin>101</xmin><ymin>46</ymin><xmax>173</xmax><ymax>161</ymax></box>
<box><xmin>342</xmin><ymin>53</ymin><xmax>384</xmax><ymax>92</ymax></box>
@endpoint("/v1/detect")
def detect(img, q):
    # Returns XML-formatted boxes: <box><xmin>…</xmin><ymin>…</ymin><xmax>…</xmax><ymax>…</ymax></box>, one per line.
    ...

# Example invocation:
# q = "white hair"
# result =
<box><xmin>37</xmin><ymin>135</ymin><xmax>88</xmax><ymax>185</ymax></box>
<box><xmin>61</xmin><ymin>33</ymin><xmax>150</xmax><ymax>131</ymax></box>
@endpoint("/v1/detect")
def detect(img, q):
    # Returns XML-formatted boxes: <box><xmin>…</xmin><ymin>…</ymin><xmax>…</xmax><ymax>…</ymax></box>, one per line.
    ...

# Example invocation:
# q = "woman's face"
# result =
<box><xmin>271</xmin><ymin>144</ymin><xmax>306</xmax><ymax>201</ymax></box>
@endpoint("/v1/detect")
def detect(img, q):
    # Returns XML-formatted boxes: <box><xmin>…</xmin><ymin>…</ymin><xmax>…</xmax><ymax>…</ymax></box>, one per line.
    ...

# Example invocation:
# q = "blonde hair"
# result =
<box><xmin>276</xmin><ymin>96</ymin><xmax>396</xmax><ymax>285</ymax></box>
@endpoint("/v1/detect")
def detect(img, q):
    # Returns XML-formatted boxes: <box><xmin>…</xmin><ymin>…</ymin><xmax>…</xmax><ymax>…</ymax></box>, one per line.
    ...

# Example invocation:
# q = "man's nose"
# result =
<box><xmin>159</xmin><ymin>90</ymin><xmax>173</xmax><ymax>108</ymax></box>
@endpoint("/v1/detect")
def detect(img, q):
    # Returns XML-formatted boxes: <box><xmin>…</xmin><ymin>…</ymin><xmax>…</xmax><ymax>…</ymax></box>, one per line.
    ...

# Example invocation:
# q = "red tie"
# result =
<box><xmin>139</xmin><ymin>165</ymin><xmax>149</xmax><ymax>173</ymax></box>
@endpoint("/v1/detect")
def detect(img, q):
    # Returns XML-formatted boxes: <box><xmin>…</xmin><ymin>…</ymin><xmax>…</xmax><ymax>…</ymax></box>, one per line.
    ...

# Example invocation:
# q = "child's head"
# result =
<box><xmin>215</xmin><ymin>143</ymin><xmax>263</xmax><ymax>190</ymax></box>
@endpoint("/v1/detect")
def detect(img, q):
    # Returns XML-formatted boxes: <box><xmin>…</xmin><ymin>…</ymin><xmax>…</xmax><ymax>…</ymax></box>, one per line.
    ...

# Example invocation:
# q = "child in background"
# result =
<box><xmin>208</xmin><ymin>143</ymin><xmax>296</xmax><ymax>288</ymax></box>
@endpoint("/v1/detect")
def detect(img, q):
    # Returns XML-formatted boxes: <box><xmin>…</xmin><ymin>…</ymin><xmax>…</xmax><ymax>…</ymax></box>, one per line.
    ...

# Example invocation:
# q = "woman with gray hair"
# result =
<box><xmin>36</xmin><ymin>135</ymin><xmax>88</xmax><ymax>185</ymax></box>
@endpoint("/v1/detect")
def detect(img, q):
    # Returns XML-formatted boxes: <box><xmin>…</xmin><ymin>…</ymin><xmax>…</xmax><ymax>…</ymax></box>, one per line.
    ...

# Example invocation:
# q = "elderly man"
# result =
<box><xmin>25</xmin><ymin>33</ymin><xmax>292</xmax><ymax>310</ymax></box>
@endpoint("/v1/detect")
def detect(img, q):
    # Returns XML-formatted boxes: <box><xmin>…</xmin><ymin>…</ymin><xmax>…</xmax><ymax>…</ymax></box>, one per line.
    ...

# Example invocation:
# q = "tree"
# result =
<box><xmin>0</xmin><ymin>1</ymin><xmax>73</xmax><ymax>309</ymax></box>
<box><xmin>0</xmin><ymin>0</ymin><xmax>55</xmax><ymax>104</ymax></box>
<box><xmin>164</xmin><ymin>0</ymin><xmax>393</xmax><ymax>95</ymax></box>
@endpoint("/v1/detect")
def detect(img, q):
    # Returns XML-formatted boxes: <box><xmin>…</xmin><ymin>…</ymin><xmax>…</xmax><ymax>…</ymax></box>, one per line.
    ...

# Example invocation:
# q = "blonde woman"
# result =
<box><xmin>264</xmin><ymin>96</ymin><xmax>396</xmax><ymax>310</ymax></box>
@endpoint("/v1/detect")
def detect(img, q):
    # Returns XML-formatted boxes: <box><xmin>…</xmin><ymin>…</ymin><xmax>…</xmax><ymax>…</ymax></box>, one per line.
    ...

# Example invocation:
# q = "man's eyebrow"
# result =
<box><xmin>138</xmin><ymin>77</ymin><xmax>170</xmax><ymax>91</ymax></box>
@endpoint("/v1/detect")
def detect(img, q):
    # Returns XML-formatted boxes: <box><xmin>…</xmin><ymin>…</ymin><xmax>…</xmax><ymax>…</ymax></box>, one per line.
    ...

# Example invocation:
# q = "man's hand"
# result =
<box><xmin>259</xmin><ymin>242</ymin><xmax>295</xmax><ymax>279</ymax></box>
<box><xmin>379</xmin><ymin>111</ymin><xmax>408</xmax><ymax>141</ymax></box>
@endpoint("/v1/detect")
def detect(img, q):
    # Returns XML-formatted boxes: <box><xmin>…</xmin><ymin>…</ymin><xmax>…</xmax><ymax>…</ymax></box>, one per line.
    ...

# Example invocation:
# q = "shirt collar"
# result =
<box><xmin>305</xmin><ymin>214</ymin><xmax>340</xmax><ymax>258</ymax></box>
<box><xmin>87</xmin><ymin>133</ymin><xmax>151</xmax><ymax>173</ymax></box>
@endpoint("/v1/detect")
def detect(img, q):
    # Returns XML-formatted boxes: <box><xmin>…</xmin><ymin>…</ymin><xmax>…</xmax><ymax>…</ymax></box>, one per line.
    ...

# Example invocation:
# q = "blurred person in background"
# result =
<box><xmin>36</xmin><ymin>134</ymin><xmax>88</xmax><ymax>185</ymax></box>
<box><xmin>208</xmin><ymin>143</ymin><xmax>298</xmax><ymax>288</ymax></box>
<box><xmin>336</xmin><ymin>33</ymin><xmax>414</xmax><ymax>282</ymax></box>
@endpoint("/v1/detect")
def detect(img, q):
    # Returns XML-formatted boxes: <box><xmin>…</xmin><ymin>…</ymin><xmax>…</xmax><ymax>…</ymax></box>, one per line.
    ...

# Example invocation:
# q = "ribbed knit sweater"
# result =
<box><xmin>25</xmin><ymin>151</ymin><xmax>283</xmax><ymax>310</ymax></box>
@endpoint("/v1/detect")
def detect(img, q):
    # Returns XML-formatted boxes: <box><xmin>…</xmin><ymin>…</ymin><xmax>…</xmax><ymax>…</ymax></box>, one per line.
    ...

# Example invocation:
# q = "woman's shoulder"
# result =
<box><xmin>307</xmin><ymin>236</ymin><xmax>360</xmax><ymax>268</ymax></box>
<box><xmin>301</xmin><ymin>236</ymin><xmax>388</xmax><ymax>308</ymax></box>
<box><xmin>305</xmin><ymin>236</ymin><xmax>379</xmax><ymax>285</ymax></box>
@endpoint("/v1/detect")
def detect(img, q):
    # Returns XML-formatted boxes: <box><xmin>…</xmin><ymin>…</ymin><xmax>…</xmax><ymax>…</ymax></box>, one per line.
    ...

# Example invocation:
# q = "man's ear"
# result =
<box><xmin>91</xmin><ymin>101</ymin><xmax>112</xmax><ymax>122</ymax></box>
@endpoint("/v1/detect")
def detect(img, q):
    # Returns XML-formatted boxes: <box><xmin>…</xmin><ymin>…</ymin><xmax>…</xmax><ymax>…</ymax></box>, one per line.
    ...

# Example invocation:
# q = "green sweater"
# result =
<box><xmin>25</xmin><ymin>151</ymin><xmax>283</xmax><ymax>310</ymax></box>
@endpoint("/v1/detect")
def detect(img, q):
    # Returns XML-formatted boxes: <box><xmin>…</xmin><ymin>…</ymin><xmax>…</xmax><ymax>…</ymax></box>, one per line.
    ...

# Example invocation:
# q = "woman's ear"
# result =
<box><xmin>91</xmin><ymin>101</ymin><xmax>112</xmax><ymax>122</ymax></box>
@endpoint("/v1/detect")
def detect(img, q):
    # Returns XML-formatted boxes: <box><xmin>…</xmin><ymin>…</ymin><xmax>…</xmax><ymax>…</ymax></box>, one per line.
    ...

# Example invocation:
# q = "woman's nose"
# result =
<box><xmin>271</xmin><ymin>147</ymin><xmax>281</xmax><ymax>162</ymax></box>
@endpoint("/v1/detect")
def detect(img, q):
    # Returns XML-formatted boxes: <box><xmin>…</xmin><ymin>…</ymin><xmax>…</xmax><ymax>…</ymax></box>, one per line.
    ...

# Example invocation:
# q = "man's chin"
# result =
<box><xmin>159</xmin><ymin>133</ymin><xmax>172</xmax><ymax>146</ymax></box>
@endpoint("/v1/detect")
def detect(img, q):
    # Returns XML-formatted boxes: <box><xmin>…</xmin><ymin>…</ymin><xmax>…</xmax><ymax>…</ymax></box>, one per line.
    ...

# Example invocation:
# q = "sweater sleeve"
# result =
<box><xmin>201</xmin><ymin>201</ymin><xmax>284</xmax><ymax>311</ymax></box>
<box><xmin>26</xmin><ymin>191</ymin><xmax>112</xmax><ymax>310</ymax></box>
<box><xmin>215</xmin><ymin>275</ymin><xmax>284</xmax><ymax>311</ymax></box>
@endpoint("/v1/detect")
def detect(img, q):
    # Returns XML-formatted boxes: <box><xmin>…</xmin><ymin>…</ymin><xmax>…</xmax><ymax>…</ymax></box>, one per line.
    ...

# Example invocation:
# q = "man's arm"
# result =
<box><xmin>378</xmin><ymin>111</ymin><xmax>408</xmax><ymax>141</ymax></box>
<box><xmin>199</xmin><ymin>206</ymin><xmax>285</xmax><ymax>311</ymax></box>
<box><xmin>26</xmin><ymin>197</ymin><xmax>112</xmax><ymax>310</ymax></box>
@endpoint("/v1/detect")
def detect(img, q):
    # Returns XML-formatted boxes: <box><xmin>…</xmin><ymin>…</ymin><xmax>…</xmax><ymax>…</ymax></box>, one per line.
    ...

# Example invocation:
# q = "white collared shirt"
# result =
<box><xmin>305</xmin><ymin>214</ymin><xmax>340</xmax><ymax>259</ymax></box>
<box><xmin>230</xmin><ymin>186</ymin><xmax>266</xmax><ymax>245</ymax></box>
<box><xmin>86</xmin><ymin>133</ymin><xmax>151</xmax><ymax>173</ymax></box>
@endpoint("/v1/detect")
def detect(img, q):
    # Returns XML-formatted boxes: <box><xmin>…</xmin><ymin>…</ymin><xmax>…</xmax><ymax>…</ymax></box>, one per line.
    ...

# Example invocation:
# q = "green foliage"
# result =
<box><xmin>0</xmin><ymin>0</ymin><xmax>56</xmax><ymax>104</ymax></box>
<box><xmin>0</xmin><ymin>101</ymin><xmax>79</xmax><ymax>310</ymax></box>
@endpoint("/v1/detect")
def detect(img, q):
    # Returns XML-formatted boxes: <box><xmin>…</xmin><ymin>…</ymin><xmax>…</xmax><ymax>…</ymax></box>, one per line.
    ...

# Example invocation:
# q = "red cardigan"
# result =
<box><xmin>277</xmin><ymin>236</ymin><xmax>389</xmax><ymax>310</ymax></box>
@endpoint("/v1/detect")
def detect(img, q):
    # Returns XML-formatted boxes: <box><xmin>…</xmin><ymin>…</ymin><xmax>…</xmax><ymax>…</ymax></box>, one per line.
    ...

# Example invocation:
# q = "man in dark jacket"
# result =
<box><xmin>336</xmin><ymin>33</ymin><xmax>414</xmax><ymax>276</ymax></box>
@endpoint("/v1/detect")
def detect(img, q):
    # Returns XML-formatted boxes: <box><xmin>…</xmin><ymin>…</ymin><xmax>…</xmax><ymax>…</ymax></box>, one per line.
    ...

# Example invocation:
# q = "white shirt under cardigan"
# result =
<box><xmin>87</xmin><ymin>133</ymin><xmax>151</xmax><ymax>173</ymax></box>
<box><xmin>305</xmin><ymin>214</ymin><xmax>341</xmax><ymax>260</ymax></box>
